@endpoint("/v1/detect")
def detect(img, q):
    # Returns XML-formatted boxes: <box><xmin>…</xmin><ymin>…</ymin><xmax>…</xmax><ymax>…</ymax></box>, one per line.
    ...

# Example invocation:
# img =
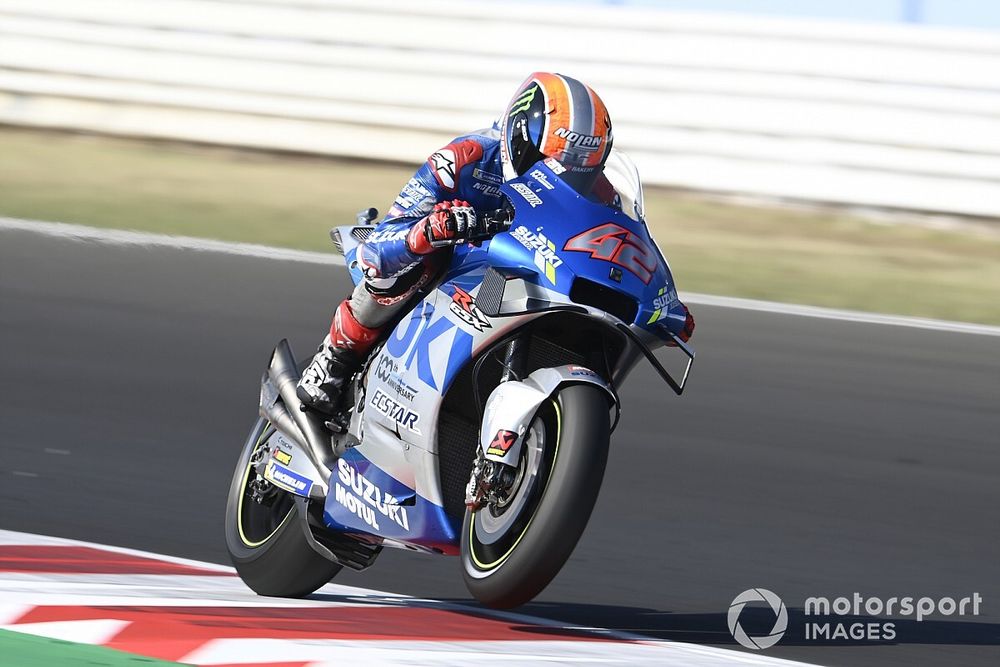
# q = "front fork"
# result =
<box><xmin>465</xmin><ymin>337</ymin><xmax>528</xmax><ymax>511</ymax></box>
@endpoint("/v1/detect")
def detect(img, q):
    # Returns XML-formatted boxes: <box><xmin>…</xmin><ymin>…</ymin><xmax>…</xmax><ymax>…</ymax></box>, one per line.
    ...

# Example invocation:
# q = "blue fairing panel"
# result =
<box><xmin>344</xmin><ymin>246</ymin><xmax>364</xmax><ymax>287</ymax></box>
<box><xmin>484</xmin><ymin>160</ymin><xmax>690</xmax><ymax>342</ymax></box>
<box><xmin>382</xmin><ymin>299</ymin><xmax>474</xmax><ymax>393</ymax></box>
<box><xmin>323</xmin><ymin>448</ymin><xmax>457</xmax><ymax>552</ymax></box>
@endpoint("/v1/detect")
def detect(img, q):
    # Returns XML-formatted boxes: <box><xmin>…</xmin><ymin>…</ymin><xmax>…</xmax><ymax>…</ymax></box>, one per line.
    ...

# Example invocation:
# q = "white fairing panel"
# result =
<box><xmin>479</xmin><ymin>365</ymin><xmax>616</xmax><ymax>465</ymax></box>
<box><xmin>360</xmin><ymin>281</ymin><xmax>540</xmax><ymax>453</ymax></box>
<box><xmin>356</xmin><ymin>281</ymin><xmax>542</xmax><ymax>506</ymax></box>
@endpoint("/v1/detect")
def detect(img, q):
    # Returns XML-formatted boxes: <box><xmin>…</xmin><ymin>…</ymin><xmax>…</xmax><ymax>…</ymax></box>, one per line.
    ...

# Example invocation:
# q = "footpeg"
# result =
<box><xmin>324</xmin><ymin>411</ymin><xmax>350</xmax><ymax>434</ymax></box>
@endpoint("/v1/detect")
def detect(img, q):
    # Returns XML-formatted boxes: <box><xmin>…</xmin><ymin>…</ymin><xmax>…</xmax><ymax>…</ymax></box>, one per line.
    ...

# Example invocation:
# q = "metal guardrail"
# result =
<box><xmin>1</xmin><ymin>0</ymin><xmax>999</xmax><ymax>216</ymax></box>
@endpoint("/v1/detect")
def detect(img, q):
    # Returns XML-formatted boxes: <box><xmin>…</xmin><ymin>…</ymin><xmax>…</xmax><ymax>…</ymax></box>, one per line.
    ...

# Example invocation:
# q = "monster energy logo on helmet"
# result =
<box><xmin>508</xmin><ymin>85</ymin><xmax>539</xmax><ymax>117</ymax></box>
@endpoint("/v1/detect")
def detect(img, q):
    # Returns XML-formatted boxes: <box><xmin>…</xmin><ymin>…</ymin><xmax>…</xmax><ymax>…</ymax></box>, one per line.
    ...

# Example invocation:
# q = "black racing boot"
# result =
<box><xmin>296</xmin><ymin>338</ymin><xmax>361</xmax><ymax>416</ymax></box>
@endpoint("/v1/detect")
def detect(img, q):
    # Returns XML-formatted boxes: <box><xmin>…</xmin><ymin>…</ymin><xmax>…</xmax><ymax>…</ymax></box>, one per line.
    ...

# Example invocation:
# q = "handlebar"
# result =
<box><xmin>429</xmin><ymin>206</ymin><xmax>514</xmax><ymax>248</ymax></box>
<box><xmin>478</xmin><ymin>206</ymin><xmax>515</xmax><ymax>237</ymax></box>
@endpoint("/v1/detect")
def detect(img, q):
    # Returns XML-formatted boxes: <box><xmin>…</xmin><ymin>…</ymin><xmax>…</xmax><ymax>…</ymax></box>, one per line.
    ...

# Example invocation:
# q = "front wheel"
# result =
<box><xmin>224</xmin><ymin>417</ymin><xmax>342</xmax><ymax>597</ymax></box>
<box><xmin>461</xmin><ymin>384</ymin><xmax>610</xmax><ymax>608</ymax></box>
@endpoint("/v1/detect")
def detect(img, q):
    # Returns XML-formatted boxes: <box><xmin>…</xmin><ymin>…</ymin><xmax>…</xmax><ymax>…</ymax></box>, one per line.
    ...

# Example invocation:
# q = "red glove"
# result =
<box><xmin>668</xmin><ymin>304</ymin><xmax>695</xmax><ymax>345</ymax></box>
<box><xmin>406</xmin><ymin>200</ymin><xmax>478</xmax><ymax>255</ymax></box>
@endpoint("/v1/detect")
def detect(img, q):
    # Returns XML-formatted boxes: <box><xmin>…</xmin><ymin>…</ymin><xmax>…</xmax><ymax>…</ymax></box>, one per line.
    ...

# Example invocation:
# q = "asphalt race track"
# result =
<box><xmin>2</xmin><ymin>228</ymin><xmax>998</xmax><ymax>666</ymax></box>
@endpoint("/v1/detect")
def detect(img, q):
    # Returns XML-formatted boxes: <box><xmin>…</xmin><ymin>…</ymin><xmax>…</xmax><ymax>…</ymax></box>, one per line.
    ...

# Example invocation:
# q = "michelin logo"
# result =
<box><xmin>264</xmin><ymin>461</ymin><xmax>313</xmax><ymax>496</ymax></box>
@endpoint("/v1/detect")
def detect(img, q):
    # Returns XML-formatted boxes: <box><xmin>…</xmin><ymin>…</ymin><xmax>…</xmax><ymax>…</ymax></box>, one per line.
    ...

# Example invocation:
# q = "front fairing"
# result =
<box><xmin>468</xmin><ymin>161</ymin><xmax>686</xmax><ymax>341</ymax></box>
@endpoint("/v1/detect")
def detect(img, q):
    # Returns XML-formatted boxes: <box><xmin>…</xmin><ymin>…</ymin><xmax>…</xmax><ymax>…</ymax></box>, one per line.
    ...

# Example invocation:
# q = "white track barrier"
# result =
<box><xmin>1</xmin><ymin>0</ymin><xmax>999</xmax><ymax>216</ymax></box>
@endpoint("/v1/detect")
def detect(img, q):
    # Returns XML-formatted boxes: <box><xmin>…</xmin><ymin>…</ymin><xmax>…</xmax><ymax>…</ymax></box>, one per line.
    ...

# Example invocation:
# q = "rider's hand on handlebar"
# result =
<box><xmin>407</xmin><ymin>200</ymin><xmax>488</xmax><ymax>254</ymax></box>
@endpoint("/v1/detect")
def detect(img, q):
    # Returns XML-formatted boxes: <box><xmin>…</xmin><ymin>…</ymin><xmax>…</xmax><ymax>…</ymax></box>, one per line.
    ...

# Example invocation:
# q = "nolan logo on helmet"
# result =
<box><xmin>554</xmin><ymin>127</ymin><xmax>602</xmax><ymax>151</ymax></box>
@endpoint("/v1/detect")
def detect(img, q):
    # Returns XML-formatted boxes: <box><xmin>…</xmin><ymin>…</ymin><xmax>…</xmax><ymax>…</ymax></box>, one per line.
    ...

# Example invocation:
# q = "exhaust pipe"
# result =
<box><xmin>259</xmin><ymin>339</ymin><xmax>336</xmax><ymax>479</ymax></box>
<box><xmin>259</xmin><ymin>391</ymin><xmax>306</xmax><ymax>452</ymax></box>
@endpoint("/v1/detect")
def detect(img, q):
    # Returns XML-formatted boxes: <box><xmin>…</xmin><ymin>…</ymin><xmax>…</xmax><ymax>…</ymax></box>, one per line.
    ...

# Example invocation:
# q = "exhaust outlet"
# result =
<box><xmin>261</xmin><ymin>339</ymin><xmax>336</xmax><ymax>479</ymax></box>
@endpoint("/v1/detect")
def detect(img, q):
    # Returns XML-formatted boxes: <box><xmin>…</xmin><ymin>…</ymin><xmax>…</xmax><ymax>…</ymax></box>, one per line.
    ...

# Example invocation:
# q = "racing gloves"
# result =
<box><xmin>406</xmin><ymin>200</ymin><xmax>483</xmax><ymax>255</ymax></box>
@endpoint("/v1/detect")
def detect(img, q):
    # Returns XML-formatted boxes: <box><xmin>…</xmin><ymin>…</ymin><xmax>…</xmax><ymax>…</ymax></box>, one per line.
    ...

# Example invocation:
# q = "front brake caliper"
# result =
<box><xmin>465</xmin><ymin>451</ymin><xmax>487</xmax><ymax>511</ymax></box>
<box><xmin>465</xmin><ymin>451</ymin><xmax>518</xmax><ymax>512</ymax></box>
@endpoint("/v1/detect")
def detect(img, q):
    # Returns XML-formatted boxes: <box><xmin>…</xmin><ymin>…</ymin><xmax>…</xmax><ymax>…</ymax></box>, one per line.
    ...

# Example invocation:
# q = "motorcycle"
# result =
<box><xmin>224</xmin><ymin>156</ymin><xmax>695</xmax><ymax>608</ymax></box>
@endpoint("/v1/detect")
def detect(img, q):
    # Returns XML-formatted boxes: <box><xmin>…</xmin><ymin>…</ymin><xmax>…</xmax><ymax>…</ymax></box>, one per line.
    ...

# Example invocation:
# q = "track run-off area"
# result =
<box><xmin>1</xmin><ymin>220</ymin><xmax>998</xmax><ymax>666</ymax></box>
<box><xmin>1</xmin><ymin>530</ymin><xmax>793</xmax><ymax>666</ymax></box>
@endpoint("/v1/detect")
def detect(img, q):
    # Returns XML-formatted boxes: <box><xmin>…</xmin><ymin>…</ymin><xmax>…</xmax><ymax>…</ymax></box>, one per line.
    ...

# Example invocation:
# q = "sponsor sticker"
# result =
<box><xmin>529</xmin><ymin>169</ymin><xmax>556</xmax><ymax>190</ymax></box>
<box><xmin>511</xmin><ymin>225</ymin><xmax>562</xmax><ymax>285</ymax></box>
<box><xmin>473</xmin><ymin>167</ymin><xmax>502</xmax><ymax>185</ymax></box>
<box><xmin>370</xmin><ymin>387</ymin><xmax>421</xmax><ymax>434</ymax></box>
<box><xmin>334</xmin><ymin>458</ymin><xmax>410</xmax><ymax>532</ymax></box>
<box><xmin>373</xmin><ymin>355</ymin><xmax>418</xmax><ymax>402</ymax></box>
<box><xmin>272</xmin><ymin>449</ymin><xmax>292</xmax><ymax>465</ymax></box>
<box><xmin>647</xmin><ymin>286</ymin><xmax>679</xmax><ymax>324</ymax></box>
<box><xmin>473</xmin><ymin>181</ymin><xmax>502</xmax><ymax>198</ymax></box>
<box><xmin>449</xmin><ymin>286</ymin><xmax>491</xmax><ymax>332</ymax></box>
<box><xmin>486</xmin><ymin>429</ymin><xmax>518</xmax><ymax>458</ymax></box>
<box><xmin>365</xmin><ymin>227</ymin><xmax>409</xmax><ymax>244</ymax></box>
<box><xmin>544</xmin><ymin>157</ymin><xmax>567</xmax><ymax>174</ymax></box>
<box><xmin>264</xmin><ymin>461</ymin><xmax>313</xmax><ymax>496</ymax></box>
<box><xmin>393</xmin><ymin>177</ymin><xmax>433</xmax><ymax>210</ymax></box>
<box><xmin>429</xmin><ymin>149</ymin><xmax>457</xmax><ymax>190</ymax></box>
<box><xmin>508</xmin><ymin>85</ymin><xmax>539</xmax><ymax>117</ymax></box>
<box><xmin>511</xmin><ymin>182</ymin><xmax>543</xmax><ymax>208</ymax></box>
<box><xmin>554</xmin><ymin>127</ymin><xmax>602</xmax><ymax>152</ymax></box>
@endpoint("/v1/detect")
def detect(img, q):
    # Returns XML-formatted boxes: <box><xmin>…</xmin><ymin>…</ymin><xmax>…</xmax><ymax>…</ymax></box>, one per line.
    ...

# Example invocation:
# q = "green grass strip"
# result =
<box><xmin>0</xmin><ymin>629</ymin><xmax>189</xmax><ymax>666</ymax></box>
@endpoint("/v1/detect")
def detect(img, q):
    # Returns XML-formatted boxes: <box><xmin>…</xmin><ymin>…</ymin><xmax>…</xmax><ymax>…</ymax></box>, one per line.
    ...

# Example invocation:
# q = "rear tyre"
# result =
<box><xmin>461</xmin><ymin>384</ymin><xmax>610</xmax><ymax>608</ymax></box>
<box><xmin>224</xmin><ymin>417</ymin><xmax>342</xmax><ymax>597</ymax></box>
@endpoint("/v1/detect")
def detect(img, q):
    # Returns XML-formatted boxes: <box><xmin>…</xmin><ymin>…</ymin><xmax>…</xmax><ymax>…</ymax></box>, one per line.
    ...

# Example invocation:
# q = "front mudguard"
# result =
<box><xmin>479</xmin><ymin>365</ymin><xmax>617</xmax><ymax>465</ymax></box>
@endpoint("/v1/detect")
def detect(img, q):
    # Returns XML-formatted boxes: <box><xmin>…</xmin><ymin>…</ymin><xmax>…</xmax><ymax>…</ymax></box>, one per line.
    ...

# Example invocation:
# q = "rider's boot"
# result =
<box><xmin>296</xmin><ymin>300</ymin><xmax>380</xmax><ymax>416</ymax></box>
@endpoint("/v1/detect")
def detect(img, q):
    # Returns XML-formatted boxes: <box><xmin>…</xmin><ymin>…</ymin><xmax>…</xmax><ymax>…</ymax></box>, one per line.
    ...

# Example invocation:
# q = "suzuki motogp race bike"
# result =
<box><xmin>224</xmin><ymin>158</ymin><xmax>695</xmax><ymax>608</ymax></box>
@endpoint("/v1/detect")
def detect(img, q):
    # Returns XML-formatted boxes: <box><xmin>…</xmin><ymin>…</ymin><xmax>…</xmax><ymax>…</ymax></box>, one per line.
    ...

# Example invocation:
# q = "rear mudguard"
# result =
<box><xmin>479</xmin><ymin>365</ymin><xmax>617</xmax><ymax>465</ymax></box>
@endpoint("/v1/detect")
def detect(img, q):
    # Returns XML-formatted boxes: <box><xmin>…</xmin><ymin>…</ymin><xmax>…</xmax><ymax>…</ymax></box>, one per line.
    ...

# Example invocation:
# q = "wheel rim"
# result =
<box><xmin>467</xmin><ymin>399</ymin><xmax>560</xmax><ymax>572</ymax></box>
<box><xmin>236</xmin><ymin>424</ymin><xmax>294</xmax><ymax>548</ymax></box>
<box><xmin>475</xmin><ymin>419</ymin><xmax>544</xmax><ymax>543</ymax></box>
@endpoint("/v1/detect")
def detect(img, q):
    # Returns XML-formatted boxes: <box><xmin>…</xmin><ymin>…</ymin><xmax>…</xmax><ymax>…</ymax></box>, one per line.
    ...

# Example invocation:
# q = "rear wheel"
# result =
<box><xmin>224</xmin><ymin>417</ymin><xmax>342</xmax><ymax>597</ymax></box>
<box><xmin>461</xmin><ymin>384</ymin><xmax>610</xmax><ymax>608</ymax></box>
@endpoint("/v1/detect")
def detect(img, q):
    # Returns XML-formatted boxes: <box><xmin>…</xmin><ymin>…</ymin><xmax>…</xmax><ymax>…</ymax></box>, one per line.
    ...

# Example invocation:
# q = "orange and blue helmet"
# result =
<box><xmin>500</xmin><ymin>72</ymin><xmax>614</xmax><ymax>195</ymax></box>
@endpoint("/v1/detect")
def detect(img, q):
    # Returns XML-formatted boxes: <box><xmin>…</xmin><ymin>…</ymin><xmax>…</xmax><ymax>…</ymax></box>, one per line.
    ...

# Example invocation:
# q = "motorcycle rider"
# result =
<box><xmin>297</xmin><ymin>72</ymin><xmax>695</xmax><ymax>416</ymax></box>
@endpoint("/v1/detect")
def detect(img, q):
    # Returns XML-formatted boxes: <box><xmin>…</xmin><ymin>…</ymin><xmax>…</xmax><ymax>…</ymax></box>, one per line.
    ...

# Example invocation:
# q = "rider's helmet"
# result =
<box><xmin>500</xmin><ymin>72</ymin><xmax>614</xmax><ymax>195</ymax></box>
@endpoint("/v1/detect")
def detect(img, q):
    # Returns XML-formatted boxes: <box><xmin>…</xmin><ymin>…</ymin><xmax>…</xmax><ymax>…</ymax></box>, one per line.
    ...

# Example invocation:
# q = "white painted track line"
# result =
<box><xmin>4</xmin><ymin>216</ymin><xmax>998</xmax><ymax>337</ymax></box>
<box><xmin>0</xmin><ymin>529</ymin><xmax>821</xmax><ymax>666</ymax></box>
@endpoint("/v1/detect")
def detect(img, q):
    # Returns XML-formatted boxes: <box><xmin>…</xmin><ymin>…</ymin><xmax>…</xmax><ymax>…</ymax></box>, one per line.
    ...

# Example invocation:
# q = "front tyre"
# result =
<box><xmin>224</xmin><ymin>417</ymin><xmax>342</xmax><ymax>597</ymax></box>
<box><xmin>461</xmin><ymin>384</ymin><xmax>610</xmax><ymax>608</ymax></box>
